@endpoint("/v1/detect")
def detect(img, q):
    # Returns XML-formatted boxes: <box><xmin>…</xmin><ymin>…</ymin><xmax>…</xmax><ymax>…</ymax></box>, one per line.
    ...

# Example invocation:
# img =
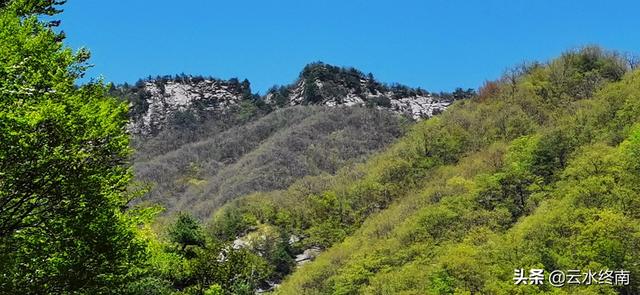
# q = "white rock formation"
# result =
<box><xmin>128</xmin><ymin>78</ymin><xmax>245</xmax><ymax>135</ymax></box>
<box><xmin>265</xmin><ymin>78</ymin><xmax>451</xmax><ymax>120</ymax></box>
<box><xmin>294</xmin><ymin>247</ymin><xmax>322</xmax><ymax>266</ymax></box>
<box><xmin>127</xmin><ymin>68</ymin><xmax>455</xmax><ymax>135</ymax></box>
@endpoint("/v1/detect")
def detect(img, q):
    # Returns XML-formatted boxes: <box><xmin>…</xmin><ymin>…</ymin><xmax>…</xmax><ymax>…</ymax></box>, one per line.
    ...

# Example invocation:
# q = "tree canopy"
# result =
<box><xmin>0</xmin><ymin>1</ymin><xmax>147</xmax><ymax>293</ymax></box>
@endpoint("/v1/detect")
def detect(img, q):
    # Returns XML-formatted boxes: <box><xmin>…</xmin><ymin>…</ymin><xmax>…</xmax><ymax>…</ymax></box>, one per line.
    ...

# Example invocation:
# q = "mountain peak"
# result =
<box><xmin>117</xmin><ymin>75</ymin><xmax>253</xmax><ymax>135</ymax></box>
<box><xmin>266</xmin><ymin>62</ymin><xmax>454</xmax><ymax>118</ymax></box>
<box><xmin>121</xmin><ymin>65</ymin><xmax>470</xmax><ymax>136</ymax></box>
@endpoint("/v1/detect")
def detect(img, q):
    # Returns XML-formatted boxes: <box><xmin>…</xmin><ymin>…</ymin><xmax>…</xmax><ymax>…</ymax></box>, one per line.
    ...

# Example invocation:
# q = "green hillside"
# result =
<box><xmin>268</xmin><ymin>48</ymin><xmax>640</xmax><ymax>294</ymax></box>
<box><xmin>192</xmin><ymin>47</ymin><xmax>640</xmax><ymax>294</ymax></box>
<box><xmin>3</xmin><ymin>1</ymin><xmax>640</xmax><ymax>294</ymax></box>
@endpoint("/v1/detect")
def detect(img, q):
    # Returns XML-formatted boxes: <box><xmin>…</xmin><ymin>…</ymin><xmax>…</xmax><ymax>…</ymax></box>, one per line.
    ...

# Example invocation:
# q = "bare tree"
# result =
<box><xmin>624</xmin><ymin>52</ymin><xmax>640</xmax><ymax>70</ymax></box>
<box><xmin>502</xmin><ymin>62</ymin><xmax>531</xmax><ymax>98</ymax></box>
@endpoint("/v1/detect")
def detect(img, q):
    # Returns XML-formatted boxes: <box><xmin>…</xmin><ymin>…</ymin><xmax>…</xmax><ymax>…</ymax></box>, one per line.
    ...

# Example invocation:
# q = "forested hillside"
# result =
<box><xmin>123</xmin><ymin>61</ymin><xmax>467</xmax><ymax>218</ymax></box>
<box><xmin>127</xmin><ymin>47</ymin><xmax>640</xmax><ymax>294</ymax></box>
<box><xmin>3</xmin><ymin>1</ymin><xmax>640</xmax><ymax>294</ymax></box>
<box><xmin>269</xmin><ymin>48</ymin><xmax>640</xmax><ymax>294</ymax></box>
<box><xmin>143</xmin><ymin>46</ymin><xmax>638</xmax><ymax>294</ymax></box>
<box><xmin>134</xmin><ymin>106</ymin><xmax>409</xmax><ymax>218</ymax></box>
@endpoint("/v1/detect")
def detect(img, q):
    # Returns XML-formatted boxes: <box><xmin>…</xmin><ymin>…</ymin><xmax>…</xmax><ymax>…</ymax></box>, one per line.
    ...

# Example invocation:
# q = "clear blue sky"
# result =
<box><xmin>60</xmin><ymin>0</ymin><xmax>640</xmax><ymax>94</ymax></box>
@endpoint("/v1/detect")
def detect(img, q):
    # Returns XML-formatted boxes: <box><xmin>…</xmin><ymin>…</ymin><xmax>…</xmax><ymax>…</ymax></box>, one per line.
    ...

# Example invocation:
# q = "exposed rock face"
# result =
<box><xmin>231</xmin><ymin>237</ymin><xmax>249</xmax><ymax>250</ymax></box>
<box><xmin>126</xmin><ymin>77</ymin><xmax>251</xmax><ymax>135</ymax></box>
<box><xmin>391</xmin><ymin>95</ymin><xmax>450</xmax><ymax>119</ymax></box>
<box><xmin>123</xmin><ymin>63</ymin><xmax>460</xmax><ymax>136</ymax></box>
<box><xmin>294</xmin><ymin>247</ymin><xmax>322</xmax><ymax>266</ymax></box>
<box><xmin>270</xmin><ymin>76</ymin><xmax>450</xmax><ymax>120</ymax></box>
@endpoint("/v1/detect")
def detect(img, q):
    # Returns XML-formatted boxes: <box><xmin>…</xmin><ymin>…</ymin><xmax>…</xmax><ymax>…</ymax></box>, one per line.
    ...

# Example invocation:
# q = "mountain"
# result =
<box><xmin>119</xmin><ymin>64</ymin><xmax>464</xmax><ymax>218</ymax></box>
<box><xmin>8</xmin><ymin>2</ymin><xmax>640</xmax><ymax>294</ymax></box>
<box><xmin>264</xmin><ymin>62</ymin><xmax>457</xmax><ymax>119</ymax></box>
<box><xmin>118</xmin><ymin>63</ymin><xmax>469</xmax><ymax>138</ymax></box>
<box><xmin>119</xmin><ymin>76</ymin><xmax>253</xmax><ymax>136</ymax></box>
<box><xmin>133</xmin><ymin>106</ymin><xmax>409</xmax><ymax>218</ymax></box>
<box><xmin>119</xmin><ymin>49</ymin><xmax>640</xmax><ymax>294</ymax></box>
<box><xmin>198</xmin><ymin>47</ymin><xmax>640</xmax><ymax>294</ymax></box>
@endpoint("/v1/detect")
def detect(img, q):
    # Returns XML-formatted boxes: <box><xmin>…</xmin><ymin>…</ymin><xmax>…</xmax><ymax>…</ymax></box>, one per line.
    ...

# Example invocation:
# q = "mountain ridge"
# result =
<box><xmin>116</xmin><ymin>62</ymin><xmax>473</xmax><ymax>136</ymax></box>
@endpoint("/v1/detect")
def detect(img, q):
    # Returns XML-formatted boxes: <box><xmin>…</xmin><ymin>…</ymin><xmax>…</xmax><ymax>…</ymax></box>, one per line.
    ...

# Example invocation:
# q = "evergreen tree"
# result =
<box><xmin>168</xmin><ymin>213</ymin><xmax>205</xmax><ymax>252</ymax></box>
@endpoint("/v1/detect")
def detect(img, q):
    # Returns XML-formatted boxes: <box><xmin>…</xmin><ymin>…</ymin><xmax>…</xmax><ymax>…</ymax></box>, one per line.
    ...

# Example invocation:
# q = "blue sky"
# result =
<box><xmin>60</xmin><ymin>0</ymin><xmax>639</xmax><ymax>94</ymax></box>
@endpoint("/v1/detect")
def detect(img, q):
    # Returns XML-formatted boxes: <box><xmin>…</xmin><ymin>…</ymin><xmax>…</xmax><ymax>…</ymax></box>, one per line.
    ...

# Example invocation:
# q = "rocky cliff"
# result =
<box><xmin>266</xmin><ymin>63</ymin><xmax>451</xmax><ymax>119</ymax></box>
<box><xmin>121</xmin><ymin>63</ymin><xmax>465</xmax><ymax>136</ymax></box>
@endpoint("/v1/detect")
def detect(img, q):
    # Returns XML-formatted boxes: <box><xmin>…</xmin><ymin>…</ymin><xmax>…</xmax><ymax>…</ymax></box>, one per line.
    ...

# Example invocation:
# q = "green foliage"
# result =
<box><xmin>208</xmin><ymin>205</ymin><xmax>256</xmax><ymax>241</ymax></box>
<box><xmin>236</xmin><ymin>99</ymin><xmax>259</xmax><ymax>121</ymax></box>
<box><xmin>137</xmin><ymin>213</ymin><xmax>278</xmax><ymax>294</ymax></box>
<box><xmin>168</xmin><ymin>213</ymin><xmax>205</xmax><ymax>253</ymax></box>
<box><xmin>521</xmin><ymin>46</ymin><xmax>627</xmax><ymax>102</ymax></box>
<box><xmin>5</xmin><ymin>0</ymin><xmax>65</xmax><ymax>17</ymax></box>
<box><xmin>186</xmin><ymin>243</ymin><xmax>271</xmax><ymax>295</ymax></box>
<box><xmin>203</xmin><ymin>284</ymin><xmax>223</xmax><ymax>295</ymax></box>
<box><xmin>6</xmin><ymin>6</ymin><xmax>638</xmax><ymax>293</ymax></box>
<box><xmin>265</xmin><ymin>48</ymin><xmax>640</xmax><ymax>294</ymax></box>
<box><xmin>0</xmin><ymin>3</ymin><xmax>148</xmax><ymax>294</ymax></box>
<box><xmin>123</xmin><ymin>277</ymin><xmax>174</xmax><ymax>295</ymax></box>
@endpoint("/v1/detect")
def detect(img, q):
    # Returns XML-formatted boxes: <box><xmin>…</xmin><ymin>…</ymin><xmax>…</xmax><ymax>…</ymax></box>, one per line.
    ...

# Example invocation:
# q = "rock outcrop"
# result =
<box><xmin>267</xmin><ymin>64</ymin><xmax>451</xmax><ymax>119</ymax></box>
<box><xmin>122</xmin><ymin>63</ymin><xmax>464</xmax><ymax>136</ymax></box>
<box><xmin>124</xmin><ymin>76</ymin><xmax>251</xmax><ymax>135</ymax></box>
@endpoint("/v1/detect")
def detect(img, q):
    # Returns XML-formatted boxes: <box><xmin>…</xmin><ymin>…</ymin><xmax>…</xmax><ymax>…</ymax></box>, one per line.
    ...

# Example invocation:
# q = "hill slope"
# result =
<box><xmin>134</xmin><ymin>106</ymin><xmax>409</xmax><ymax>218</ymax></box>
<box><xmin>272</xmin><ymin>47</ymin><xmax>640</xmax><ymax>294</ymax></box>
<box><xmin>122</xmin><ymin>63</ymin><xmax>462</xmax><ymax>217</ymax></box>
<box><xmin>196</xmin><ymin>47</ymin><xmax>640</xmax><ymax>294</ymax></box>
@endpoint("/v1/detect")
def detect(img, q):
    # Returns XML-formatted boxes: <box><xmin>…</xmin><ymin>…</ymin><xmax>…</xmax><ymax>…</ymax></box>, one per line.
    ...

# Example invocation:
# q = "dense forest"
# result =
<box><xmin>133</xmin><ymin>106</ymin><xmax>410</xmax><ymax>218</ymax></box>
<box><xmin>2</xmin><ymin>1</ymin><xmax>640</xmax><ymax>294</ymax></box>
